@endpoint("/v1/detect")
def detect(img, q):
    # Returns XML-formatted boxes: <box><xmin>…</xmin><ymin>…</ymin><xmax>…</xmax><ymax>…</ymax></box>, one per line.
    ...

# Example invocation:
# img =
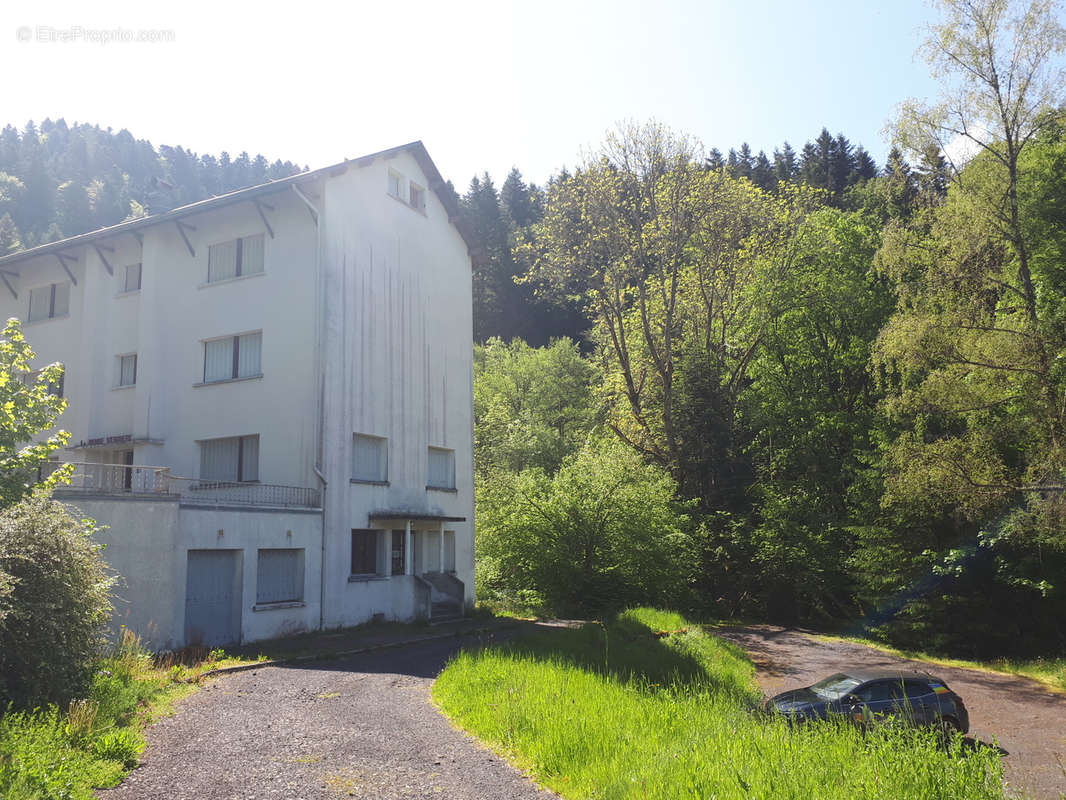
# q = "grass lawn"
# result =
<box><xmin>809</xmin><ymin>633</ymin><xmax>1066</xmax><ymax>695</ymax></box>
<box><xmin>432</xmin><ymin>608</ymin><xmax>1007</xmax><ymax>800</ymax></box>
<box><xmin>0</xmin><ymin>632</ymin><xmax>249</xmax><ymax>800</ymax></box>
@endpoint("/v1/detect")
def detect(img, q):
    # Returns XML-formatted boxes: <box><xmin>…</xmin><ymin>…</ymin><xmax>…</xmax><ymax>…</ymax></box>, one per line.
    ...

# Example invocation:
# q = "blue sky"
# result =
<box><xmin>2</xmin><ymin>0</ymin><xmax>941</xmax><ymax>189</ymax></box>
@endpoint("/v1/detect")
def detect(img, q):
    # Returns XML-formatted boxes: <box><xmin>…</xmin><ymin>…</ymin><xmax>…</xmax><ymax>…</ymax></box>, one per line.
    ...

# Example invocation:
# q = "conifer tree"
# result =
<box><xmin>0</xmin><ymin>213</ymin><xmax>21</xmax><ymax>255</ymax></box>
<box><xmin>500</xmin><ymin>168</ymin><xmax>538</xmax><ymax>228</ymax></box>
<box><xmin>773</xmin><ymin>143</ymin><xmax>798</xmax><ymax>183</ymax></box>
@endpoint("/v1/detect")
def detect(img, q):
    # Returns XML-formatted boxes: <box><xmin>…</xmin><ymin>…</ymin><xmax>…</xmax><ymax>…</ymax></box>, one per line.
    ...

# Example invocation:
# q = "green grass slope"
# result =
<box><xmin>433</xmin><ymin>608</ymin><xmax>1006</xmax><ymax>800</ymax></box>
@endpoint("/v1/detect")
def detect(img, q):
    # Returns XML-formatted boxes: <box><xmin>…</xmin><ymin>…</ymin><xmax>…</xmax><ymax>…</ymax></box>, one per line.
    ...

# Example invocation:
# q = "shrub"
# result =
<box><xmin>477</xmin><ymin>435</ymin><xmax>698</xmax><ymax>615</ymax></box>
<box><xmin>0</xmin><ymin>495</ymin><xmax>115</xmax><ymax>708</ymax></box>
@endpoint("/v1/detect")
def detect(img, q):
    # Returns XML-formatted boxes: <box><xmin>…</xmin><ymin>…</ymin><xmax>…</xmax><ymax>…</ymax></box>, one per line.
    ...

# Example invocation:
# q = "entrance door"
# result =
<box><xmin>391</xmin><ymin>530</ymin><xmax>406</xmax><ymax>575</ymax></box>
<box><xmin>184</xmin><ymin>550</ymin><xmax>242</xmax><ymax>646</ymax></box>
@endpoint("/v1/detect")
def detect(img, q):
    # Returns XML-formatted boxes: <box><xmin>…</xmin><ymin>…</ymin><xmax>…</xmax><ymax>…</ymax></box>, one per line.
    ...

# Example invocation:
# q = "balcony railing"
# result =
<box><xmin>47</xmin><ymin>462</ymin><xmax>321</xmax><ymax>509</ymax></box>
<box><xmin>166</xmin><ymin>477</ymin><xmax>321</xmax><ymax>509</ymax></box>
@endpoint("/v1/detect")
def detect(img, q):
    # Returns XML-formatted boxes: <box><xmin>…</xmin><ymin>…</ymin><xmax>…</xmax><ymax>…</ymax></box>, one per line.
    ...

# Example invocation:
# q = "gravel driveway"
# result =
<box><xmin>100</xmin><ymin>633</ymin><xmax>554</xmax><ymax>800</ymax></box>
<box><xmin>717</xmin><ymin>625</ymin><xmax>1066</xmax><ymax>800</ymax></box>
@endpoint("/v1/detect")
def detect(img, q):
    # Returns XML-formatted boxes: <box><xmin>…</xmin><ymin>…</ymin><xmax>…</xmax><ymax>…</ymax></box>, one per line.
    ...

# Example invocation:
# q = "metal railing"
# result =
<box><xmin>166</xmin><ymin>476</ymin><xmax>321</xmax><ymax>509</ymax></box>
<box><xmin>47</xmin><ymin>462</ymin><xmax>321</xmax><ymax>509</ymax></box>
<box><xmin>43</xmin><ymin>461</ymin><xmax>170</xmax><ymax>493</ymax></box>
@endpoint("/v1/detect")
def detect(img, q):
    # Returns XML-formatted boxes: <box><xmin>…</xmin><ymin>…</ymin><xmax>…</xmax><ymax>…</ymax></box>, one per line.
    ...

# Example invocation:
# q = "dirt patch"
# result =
<box><xmin>717</xmin><ymin>625</ymin><xmax>1066</xmax><ymax>800</ymax></box>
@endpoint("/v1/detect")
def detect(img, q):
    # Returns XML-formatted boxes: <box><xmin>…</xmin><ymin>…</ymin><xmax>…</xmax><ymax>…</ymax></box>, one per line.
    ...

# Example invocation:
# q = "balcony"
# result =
<box><xmin>46</xmin><ymin>462</ymin><xmax>321</xmax><ymax>510</ymax></box>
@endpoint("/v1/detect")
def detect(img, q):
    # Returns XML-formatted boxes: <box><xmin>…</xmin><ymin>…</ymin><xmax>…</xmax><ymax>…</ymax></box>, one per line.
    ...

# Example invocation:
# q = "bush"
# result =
<box><xmin>0</xmin><ymin>495</ymin><xmax>114</xmax><ymax>708</ymax></box>
<box><xmin>476</xmin><ymin>435</ymin><xmax>698</xmax><ymax>615</ymax></box>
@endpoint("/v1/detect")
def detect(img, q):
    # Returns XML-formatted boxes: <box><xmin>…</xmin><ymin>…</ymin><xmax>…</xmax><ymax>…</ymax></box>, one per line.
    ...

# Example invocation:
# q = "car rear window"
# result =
<box><xmin>903</xmin><ymin>681</ymin><xmax>932</xmax><ymax>699</ymax></box>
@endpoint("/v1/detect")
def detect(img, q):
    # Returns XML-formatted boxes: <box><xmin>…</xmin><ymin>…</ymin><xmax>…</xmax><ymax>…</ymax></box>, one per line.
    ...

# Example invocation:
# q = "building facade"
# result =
<box><xmin>0</xmin><ymin>142</ymin><xmax>475</xmax><ymax>650</ymax></box>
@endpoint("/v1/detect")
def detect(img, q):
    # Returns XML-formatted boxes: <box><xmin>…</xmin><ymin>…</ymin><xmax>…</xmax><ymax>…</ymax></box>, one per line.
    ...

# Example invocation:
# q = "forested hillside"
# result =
<box><xmin>0</xmin><ymin>119</ymin><xmax>303</xmax><ymax>253</ymax></box>
<box><xmin>470</xmin><ymin>0</ymin><xmax>1066</xmax><ymax>658</ymax></box>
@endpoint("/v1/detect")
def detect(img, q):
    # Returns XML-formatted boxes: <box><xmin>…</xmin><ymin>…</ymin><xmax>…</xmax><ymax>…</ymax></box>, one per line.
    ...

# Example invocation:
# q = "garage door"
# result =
<box><xmin>185</xmin><ymin>550</ymin><xmax>242</xmax><ymax>647</ymax></box>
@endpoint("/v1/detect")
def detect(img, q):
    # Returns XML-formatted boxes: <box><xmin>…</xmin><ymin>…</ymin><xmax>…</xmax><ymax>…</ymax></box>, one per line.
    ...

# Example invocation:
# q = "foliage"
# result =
<box><xmin>476</xmin><ymin>436</ymin><xmax>697</xmax><ymax>615</ymax></box>
<box><xmin>0</xmin><ymin>318</ymin><xmax>71</xmax><ymax>507</ymax></box>
<box><xmin>869</xmin><ymin>123</ymin><xmax>1066</xmax><ymax>653</ymax></box>
<box><xmin>434</xmin><ymin>609</ymin><xmax>1005</xmax><ymax>800</ymax></box>
<box><xmin>0</xmin><ymin>496</ymin><xmax>114</xmax><ymax>708</ymax></box>
<box><xmin>0</xmin><ymin>631</ymin><xmax>187</xmax><ymax>800</ymax></box>
<box><xmin>524</xmin><ymin>122</ymin><xmax>817</xmax><ymax>488</ymax></box>
<box><xmin>474</xmin><ymin>337</ymin><xmax>598</xmax><ymax>477</ymax></box>
<box><xmin>734</xmin><ymin>208</ymin><xmax>894</xmax><ymax>621</ymax></box>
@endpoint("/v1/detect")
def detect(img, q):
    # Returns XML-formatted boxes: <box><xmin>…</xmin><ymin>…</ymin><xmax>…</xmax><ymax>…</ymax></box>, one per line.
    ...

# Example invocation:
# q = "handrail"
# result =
<box><xmin>47</xmin><ymin>462</ymin><xmax>321</xmax><ymax>509</ymax></box>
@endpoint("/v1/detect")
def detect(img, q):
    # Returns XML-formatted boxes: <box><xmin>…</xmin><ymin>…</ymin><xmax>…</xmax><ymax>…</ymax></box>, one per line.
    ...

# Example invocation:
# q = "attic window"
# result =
<box><xmin>409</xmin><ymin>182</ymin><xmax>426</xmax><ymax>212</ymax></box>
<box><xmin>387</xmin><ymin>171</ymin><xmax>402</xmax><ymax>198</ymax></box>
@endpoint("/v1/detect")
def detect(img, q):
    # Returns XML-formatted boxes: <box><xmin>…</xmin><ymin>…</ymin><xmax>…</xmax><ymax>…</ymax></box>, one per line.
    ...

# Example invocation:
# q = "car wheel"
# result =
<box><xmin>937</xmin><ymin>716</ymin><xmax>961</xmax><ymax>744</ymax></box>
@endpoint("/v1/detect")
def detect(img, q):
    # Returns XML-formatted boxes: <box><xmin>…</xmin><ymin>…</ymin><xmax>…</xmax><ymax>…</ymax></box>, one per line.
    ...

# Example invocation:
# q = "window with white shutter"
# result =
<box><xmin>241</xmin><ymin>234</ymin><xmax>265</xmax><ymax>275</ymax></box>
<box><xmin>202</xmin><ymin>332</ymin><xmax>262</xmax><ymax>383</ymax></box>
<box><xmin>123</xmin><ymin>263</ymin><xmax>142</xmax><ymax>292</ymax></box>
<box><xmin>427</xmin><ymin>446</ymin><xmax>455</xmax><ymax>490</ymax></box>
<box><xmin>208</xmin><ymin>239</ymin><xmax>237</xmax><ymax>282</ymax></box>
<box><xmin>409</xmin><ymin>182</ymin><xmax>426</xmax><ymax>211</ymax></box>
<box><xmin>199</xmin><ymin>434</ymin><xmax>259</xmax><ymax>482</ymax></box>
<box><xmin>352</xmin><ymin>434</ymin><xmax>387</xmax><ymax>483</ymax></box>
<box><xmin>207</xmin><ymin>234</ymin><xmax>264</xmax><ymax>283</ymax></box>
<box><xmin>27</xmin><ymin>282</ymin><xmax>71</xmax><ymax>322</ymax></box>
<box><xmin>256</xmin><ymin>548</ymin><xmax>304</xmax><ymax>604</ymax></box>
<box><xmin>118</xmin><ymin>354</ymin><xmax>137</xmax><ymax>387</ymax></box>
<box><xmin>52</xmin><ymin>282</ymin><xmax>70</xmax><ymax>316</ymax></box>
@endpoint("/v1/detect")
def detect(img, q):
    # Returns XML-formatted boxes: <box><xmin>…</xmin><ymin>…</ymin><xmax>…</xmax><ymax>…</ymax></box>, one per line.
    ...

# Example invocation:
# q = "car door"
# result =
<box><xmin>854</xmin><ymin>680</ymin><xmax>898</xmax><ymax>724</ymax></box>
<box><xmin>902</xmin><ymin>680</ymin><xmax>936</xmax><ymax>726</ymax></box>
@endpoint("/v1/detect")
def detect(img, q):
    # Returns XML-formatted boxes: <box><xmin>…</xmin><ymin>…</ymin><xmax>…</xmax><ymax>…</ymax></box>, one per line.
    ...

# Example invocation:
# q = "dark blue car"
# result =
<box><xmin>766</xmin><ymin>669</ymin><xmax>969</xmax><ymax>735</ymax></box>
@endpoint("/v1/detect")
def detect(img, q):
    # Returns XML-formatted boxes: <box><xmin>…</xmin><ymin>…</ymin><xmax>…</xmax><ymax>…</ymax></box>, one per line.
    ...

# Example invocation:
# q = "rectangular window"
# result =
<box><xmin>207</xmin><ymin>234</ymin><xmax>265</xmax><ymax>283</ymax></box>
<box><xmin>203</xmin><ymin>332</ymin><xmax>262</xmax><ymax>383</ymax></box>
<box><xmin>351</xmin><ymin>529</ymin><xmax>378</xmax><ymax>575</ymax></box>
<box><xmin>352</xmin><ymin>433</ymin><xmax>387</xmax><ymax>482</ymax></box>
<box><xmin>199</xmin><ymin>434</ymin><xmax>259</xmax><ymax>482</ymax></box>
<box><xmin>387</xmin><ymin>171</ymin><xmax>402</xmax><ymax>198</ymax></box>
<box><xmin>27</xmin><ymin>282</ymin><xmax>70</xmax><ymax>322</ymax></box>
<box><xmin>256</xmin><ymin>548</ymin><xmax>305</xmax><ymax>604</ymax></box>
<box><xmin>409</xmin><ymin>182</ymin><xmax>426</xmax><ymax>211</ymax></box>
<box><xmin>123</xmin><ymin>263</ymin><xmax>142</xmax><ymax>292</ymax></box>
<box><xmin>21</xmin><ymin>368</ymin><xmax>64</xmax><ymax>397</ymax></box>
<box><xmin>118</xmin><ymin>354</ymin><xmax>137</xmax><ymax>387</ymax></box>
<box><xmin>427</xmin><ymin>446</ymin><xmax>456</xmax><ymax>489</ymax></box>
<box><xmin>391</xmin><ymin>530</ymin><xmax>406</xmax><ymax>575</ymax></box>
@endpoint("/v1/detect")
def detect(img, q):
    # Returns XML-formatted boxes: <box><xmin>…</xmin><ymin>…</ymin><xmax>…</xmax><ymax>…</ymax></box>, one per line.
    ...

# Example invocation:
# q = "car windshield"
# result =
<box><xmin>809</xmin><ymin>673</ymin><xmax>863</xmax><ymax>701</ymax></box>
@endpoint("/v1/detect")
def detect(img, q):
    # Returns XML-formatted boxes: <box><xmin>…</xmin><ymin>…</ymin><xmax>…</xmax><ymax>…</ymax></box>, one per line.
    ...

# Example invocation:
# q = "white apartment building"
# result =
<box><xmin>0</xmin><ymin>142</ymin><xmax>475</xmax><ymax>650</ymax></box>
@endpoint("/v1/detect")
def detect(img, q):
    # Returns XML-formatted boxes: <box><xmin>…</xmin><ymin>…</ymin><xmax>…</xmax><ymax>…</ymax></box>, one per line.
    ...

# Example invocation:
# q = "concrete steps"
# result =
<box><xmin>430</xmin><ymin>601</ymin><xmax>463</xmax><ymax>625</ymax></box>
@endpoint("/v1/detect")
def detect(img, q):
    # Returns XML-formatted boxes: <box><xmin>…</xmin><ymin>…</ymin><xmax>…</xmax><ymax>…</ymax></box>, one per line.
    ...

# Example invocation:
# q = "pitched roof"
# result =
<box><xmin>0</xmin><ymin>140</ymin><xmax>471</xmax><ymax>268</ymax></box>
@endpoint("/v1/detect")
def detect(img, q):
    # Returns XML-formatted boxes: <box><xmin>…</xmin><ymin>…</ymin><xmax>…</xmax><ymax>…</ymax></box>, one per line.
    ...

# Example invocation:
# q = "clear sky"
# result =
<box><xmin>1</xmin><ymin>0</ymin><xmax>943</xmax><ymax>189</ymax></box>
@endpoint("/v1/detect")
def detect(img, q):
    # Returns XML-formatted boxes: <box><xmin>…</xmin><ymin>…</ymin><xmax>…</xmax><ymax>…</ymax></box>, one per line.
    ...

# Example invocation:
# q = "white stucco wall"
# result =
<box><xmin>318</xmin><ymin>151</ymin><xmax>475</xmax><ymax>628</ymax></box>
<box><xmin>60</xmin><ymin>494</ymin><xmax>323</xmax><ymax>650</ymax></box>
<box><xmin>59</xmin><ymin>495</ymin><xmax>183</xmax><ymax>649</ymax></box>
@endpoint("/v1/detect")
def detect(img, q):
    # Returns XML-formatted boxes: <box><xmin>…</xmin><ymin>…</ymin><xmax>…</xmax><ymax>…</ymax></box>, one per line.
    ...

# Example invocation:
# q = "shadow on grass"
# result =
<box><xmin>472</xmin><ymin>614</ymin><xmax>759</xmax><ymax>708</ymax></box>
